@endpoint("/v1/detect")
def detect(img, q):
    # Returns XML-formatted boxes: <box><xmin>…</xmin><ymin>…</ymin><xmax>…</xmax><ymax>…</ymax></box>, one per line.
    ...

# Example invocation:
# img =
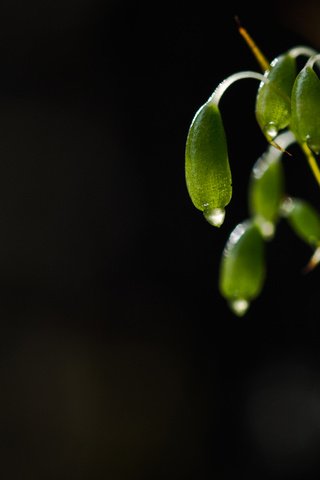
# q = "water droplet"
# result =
<box><xmin>264</xmin><ymin>122</ymin><xmax>278</xmax><ymax>140</ymax></box>
<box><xmin>280</xmin><ymin>196</ymin><xmax>294</xmax><ymax>216</ymax></box>
<box><xmin>204</xmin><ymin>207</ymin><xmax>225</xmax><ymax>227</ymax></box>
<box><xmin>256</xmin><ymin>217</ymin><xmax>275</xmax><ymax>239</ymax></box>
<box><xmin>230</xmin><ymin>298</ymin><xmax>249</xmax><ymax>316</ymax></box>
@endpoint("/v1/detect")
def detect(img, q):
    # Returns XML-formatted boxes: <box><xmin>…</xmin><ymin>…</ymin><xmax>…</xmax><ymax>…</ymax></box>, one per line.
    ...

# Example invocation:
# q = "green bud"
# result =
<box><xmin>219</xmin><ymin>220</ymin><xmax>266</xmax><ymax>316</ymax></box>
<box><xmin>255</xmin><ymin>54</ymin><xmax>296</xmax><ymax>142</ymax></box>
<box><xmin>185</xmin><ymin>101</ymin><xmax>231</xmax><ymax>227</ymax></box>
<box><xmin>291</xmin><ymin>63</ymin><xmax>320</xmax><ymax>154</ymax></box>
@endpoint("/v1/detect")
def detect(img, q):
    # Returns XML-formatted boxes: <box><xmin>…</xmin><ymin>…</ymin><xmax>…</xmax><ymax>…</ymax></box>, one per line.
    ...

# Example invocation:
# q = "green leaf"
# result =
<box><xmin>283</xmin><ymin>197</ymin><xmax>320</xmax><ymax>247</ymax></box>
<box><xmin>185</xmin><ymin>101</ymin><xmax>231</xmax><ymax>227</ymax></box>
<box><xmin>248</xmin><ymin>145</ymin><xmax>285</xmax><ymax>238</ymax></box>
<box><xmin>255</xmin><ymin>54</ymin><xmax>296</xmax><ymax>142</ymax></box>
<box><xmin>219</xmin><ymin>220</ymin><xmax>266</xmax><ymax>316</ymax></box>
<box><xmin>291</xmin><ymin>65</ymin><xmax>320</xmax><ymax>154</ymax></box>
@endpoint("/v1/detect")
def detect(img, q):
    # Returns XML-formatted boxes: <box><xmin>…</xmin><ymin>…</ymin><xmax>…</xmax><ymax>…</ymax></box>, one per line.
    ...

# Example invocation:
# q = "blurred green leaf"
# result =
<box><xmin>219</xmin><ymin>220</ymin><xmax>266</xmax><ymax>316</ymax></box>
<box><xmin>283</xmin><ymin>197</ymin><xmax>320</xmax><ymax>247</ymax></box>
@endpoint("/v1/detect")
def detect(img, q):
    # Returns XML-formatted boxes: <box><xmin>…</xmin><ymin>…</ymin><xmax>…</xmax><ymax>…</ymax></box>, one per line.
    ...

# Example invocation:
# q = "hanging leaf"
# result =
<box><xmin>282</xmin><ymin>197</ymin><xmax>320</xmax><ymax>247</ymax></box>
<box><xmin>185</xmin><ymin>100</ymin><xmax>231</xmax><ymax>227</ymax></box>
<box><xmin>248</xmin><ymin>131</ymin><xmax>294</xmax><ymax>238</ymax></box>
<box><xmin>255</xmin><ymin>54</ymin><xmax>296</xmax><ymax>142</ymax></box>
<box><xmin>291</xmin><ymin>60</ymin><xmax>320</xmax><ymax>154</ymax></box>
<box><xmin>219</xmin><ymin>220</ymin><xmax>266</xmax><ymax>316</ymax></box>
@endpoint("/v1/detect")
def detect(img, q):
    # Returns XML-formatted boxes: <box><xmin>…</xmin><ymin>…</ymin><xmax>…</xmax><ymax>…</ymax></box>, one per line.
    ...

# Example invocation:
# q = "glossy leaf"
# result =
<box><xmin>283</xmin><ymin>197</ymin><xmax>320</xmax><ymax>247</ymax></box>
<box><xmin>219</xmin><ymin>220</ymin><xmax>266</xmax><ymax>316</ymax></box>
<box><xmin>291</xmin><ymin>65</ymin><xmax>320</xmax><ymax>154</ymax></box>
<box><xmin>185</xmin><ymin>101</ymin><xmax>231</xmax><ymax>227</ymax></box>
<box><xmin>255</xmin><ymin>54</ymin><xmax>296</xmax><ymax>142</ymax></box>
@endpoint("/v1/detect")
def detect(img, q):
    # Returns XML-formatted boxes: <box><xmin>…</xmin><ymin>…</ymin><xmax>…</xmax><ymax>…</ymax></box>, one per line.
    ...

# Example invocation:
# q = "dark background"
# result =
<box><xmin>1</xmin><ymin>1</ymin><xmax>320</xmax><ymax>478</ymax></box>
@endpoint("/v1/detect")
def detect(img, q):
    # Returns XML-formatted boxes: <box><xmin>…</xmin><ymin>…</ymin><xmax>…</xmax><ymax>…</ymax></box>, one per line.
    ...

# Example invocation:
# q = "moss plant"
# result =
<box><xmin>185</xmin><ymin>21</ymin><xmax>320</xmax><ymax>316</ymax></box>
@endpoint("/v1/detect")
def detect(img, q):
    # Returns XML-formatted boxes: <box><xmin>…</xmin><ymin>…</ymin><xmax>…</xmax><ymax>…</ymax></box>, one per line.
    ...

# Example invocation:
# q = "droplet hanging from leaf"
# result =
<box><xmin>185</xmin><ymin>71</ymin><xmax>270</xmax><ymax>227</ymax></box>
<box><xmin>219</xmin><ymin>220</ymin><xmax>266</xmax><ymax>316</ymax></box>
<box><xmin>185</xmin><ymin>101</ymin><xmax>231</xmax><ymax>227</ymax></box>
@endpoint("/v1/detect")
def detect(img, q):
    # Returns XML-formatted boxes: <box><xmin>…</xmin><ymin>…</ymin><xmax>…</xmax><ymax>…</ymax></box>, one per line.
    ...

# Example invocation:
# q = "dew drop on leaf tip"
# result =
<box><xmin>257</xmin><ymin>218</ymin><xmax>275</xmax><ymax>239</ymax></box>
<box><xmin>280</xmin><ymin>196</ymin><xmax>294</xmax><ymax>216</ymax></box>
<box><xmin>264</xmin><ymin>122</ymin><xmax>278</xmax><ymax>140</ymax></box>
<box><xmin>230</xmin><ymin>298</ymin><xmax>250</xmax><ymax>316</ymax></box>
<box><xmin>204</xmin><ymin>207</ymin><xmax>226</xmax><ymax>227</ymax></box>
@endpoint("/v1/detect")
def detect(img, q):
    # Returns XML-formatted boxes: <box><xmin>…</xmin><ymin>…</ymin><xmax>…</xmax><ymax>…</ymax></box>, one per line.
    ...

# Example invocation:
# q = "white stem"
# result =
<box><xmin>208</xmin><ymin>71</ymin><xmax>269</xmax><ymax>106</ymax></box>
<box><xmin>271</xmin><ymin>130</ymin><xmax>296</xmax><ymax>153</ymax></box>
<box><xmin>253</xmin><ymin>131</ymin><xmax>296</xmax><ymax>181</ymax></box>
<box><xmin>288</xmin><ymin>46</ymin><xmax>318</xmax><ymax>59</ymax></box>
<box><xmin>306</xmin><ymin>53</ymin><xmax>320</xmax><ymax>69</ymax></box>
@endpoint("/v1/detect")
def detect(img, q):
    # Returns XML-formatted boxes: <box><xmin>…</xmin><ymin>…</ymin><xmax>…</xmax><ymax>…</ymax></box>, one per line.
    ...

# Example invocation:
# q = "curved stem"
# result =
<box><xmin>271</xmin><ymin>130</ymin><xmax>296</xmax><ymax>152</ymax></box>
<box><xmin>268</xmin><ymin>129</ymin><xmax>296</xmax><ymax>156</ymax></box>
<box><xmin>208</xmin><ymin>71</ymin><xmax>268</xmax><ymax>106</ymax></box>
<box><xmin>288</xmin><ymin>46</ymin><xmax>318</xmax><ymax>60</ymax></box>
<box><xmin>306</xmin><ymin>53</ymin><xmax>320</xmax><ymax>69</ymax></box>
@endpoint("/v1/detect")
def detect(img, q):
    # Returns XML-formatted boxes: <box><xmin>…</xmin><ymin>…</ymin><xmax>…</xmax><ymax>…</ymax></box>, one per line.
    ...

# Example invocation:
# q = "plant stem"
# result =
<box><xmin>306</xmin><ymin>53</ymin><xmax>320</xmax><ymax>69</ymax></box>
<box><xmin>235</xmin><ymin>17</ymin><xmax>270</xmax><ymax>72</ymax></box>
<box><xmin>288</xmin><ymin>46</ymin><xmax>318</xmax><ymax>60</ymax></box>
<box><xmin>300</xmin><ymin>142</ymin><xmax>320</xmax><ymax>187</ymax></box>
<box><xmin>209</xmin><ymin>71</ymin><xmax>268</xmax><ymax>106</ymax></box>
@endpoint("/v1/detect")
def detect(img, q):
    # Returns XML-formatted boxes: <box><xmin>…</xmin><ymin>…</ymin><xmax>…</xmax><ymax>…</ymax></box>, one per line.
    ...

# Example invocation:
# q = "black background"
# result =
<box><xmin>1</xmin><ymin>1</ymin><xmax>320</xmax><ymax>478</ymax></box>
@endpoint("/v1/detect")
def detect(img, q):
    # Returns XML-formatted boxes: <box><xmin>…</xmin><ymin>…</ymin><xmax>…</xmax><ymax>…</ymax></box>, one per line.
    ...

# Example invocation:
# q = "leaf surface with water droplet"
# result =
<box><xmin>255</xmin><ymin>54</ymin><xmax>296</xmax><ymax>142</ymax></box>
<box><xmin>185</xmin><ymin>101</ymin><xmax>232</xmax><ymax>225</ymax></box>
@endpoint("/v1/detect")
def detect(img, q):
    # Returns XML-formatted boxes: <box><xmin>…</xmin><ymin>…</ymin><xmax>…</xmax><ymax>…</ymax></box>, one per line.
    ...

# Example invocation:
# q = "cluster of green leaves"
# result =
<box><xmin>185</xmin><ymin>33</ymin><xmax>320</xmax><ymax>316</ymax></box>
